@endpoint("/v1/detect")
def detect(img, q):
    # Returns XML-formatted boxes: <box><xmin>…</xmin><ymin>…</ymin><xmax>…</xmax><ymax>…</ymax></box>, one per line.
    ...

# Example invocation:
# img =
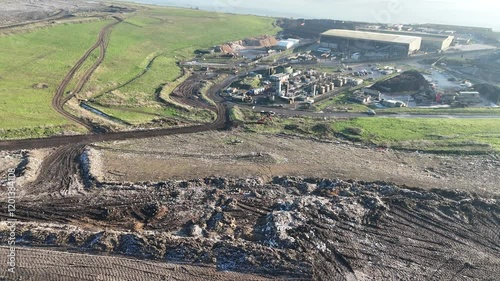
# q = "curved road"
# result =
<box><xmin>1</xmin><ymin>24</ymin><xmax>499</xmax><ymax>151</ymax></box>
<box><xmin>0</xmin><ymin>75</ymin><xmax>236</xmax><ymax>151</ymax></box>
<box><xmin>235</xmin><ymin>103</ymin><xmax>500</xmax><ymax>119</ymax></box>
<box><xmin>52</xmin><ymin>17</ymin><xmax>122</xmax><ymax>131</ymax></box>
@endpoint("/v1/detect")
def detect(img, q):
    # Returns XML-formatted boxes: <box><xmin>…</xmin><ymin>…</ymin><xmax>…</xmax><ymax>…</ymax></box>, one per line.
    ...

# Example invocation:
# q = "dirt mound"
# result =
<box><xmin>242</xmin><ymin>35</ymin><xmax>278</xmax><ymax>47</ymax></box>
<box><xmin>218</xmin><ymin>35</ymin><xmax>277</xmax><ymax>53</ymax></box>
<box><xmin>372</xmin><ymin>70</ymin><xmax>430</xmax><ymax>92</ymax></box>
<box><xmin>475</xmin><ymin>83</ymin><xmax>500</xmax><ymax>103</ymax></box>
<box><xmin>3</xmin><ymin>176</ymin><xmax>499</xmax><ymax>280</ymax></box>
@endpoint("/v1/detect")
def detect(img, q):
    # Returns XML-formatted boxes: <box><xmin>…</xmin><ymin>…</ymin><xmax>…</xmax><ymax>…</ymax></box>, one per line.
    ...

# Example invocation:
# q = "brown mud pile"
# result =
<box><xmin>372</xmin><ymin>70</ymin><xmax>430</xmax><ymax>92</ymax></box>
<box><xmin>1</xmin><ymin>175</ymin><xmax>498</xmax><ymax>280</ymax></box>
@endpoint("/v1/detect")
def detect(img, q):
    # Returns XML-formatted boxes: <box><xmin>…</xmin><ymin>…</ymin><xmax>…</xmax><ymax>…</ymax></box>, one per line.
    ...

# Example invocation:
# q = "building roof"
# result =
<box><xmin>358</xmin><ymin>28</ymin><xmax>454</xmax><ymax>42</ymax></box>
<box><xmin>321</xmin><ymin>29</ymin><xmax>421</xmax><ymax>45</ymax></box>
<box><xmin>277</xmin><ymin>40</ymin><xmax>294</xmax><ymax>47</ymax></box>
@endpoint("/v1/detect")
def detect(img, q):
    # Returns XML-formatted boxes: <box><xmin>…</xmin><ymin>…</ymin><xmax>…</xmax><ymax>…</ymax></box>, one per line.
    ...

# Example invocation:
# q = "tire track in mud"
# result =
<box><xmin>0</xmin><ymin>247</ymin><xmax>276</xmax><ymax>281</ymax></box>
<box><xmin>29</xmin><ymin>144</ymin><xmax>86</xmax><ymax>196</ymax></box>
<box><xmin>52</xmin><ymin>17</ymin><xmax>122</xmax><ymax>132</ymax></box>
<box><xmin>1</xmin><ymin>178</ymin><xmax>499</xmax><ymax>279</ymax></box>
<box><xmin>0</xmin><ymin>73</ymin><xmax>237</xmax><ymax>151</ymax></box>
<box><xmin>170</xmin><ymin>72</ymin><xmax>216</xmax><ymax>110</ymax></box>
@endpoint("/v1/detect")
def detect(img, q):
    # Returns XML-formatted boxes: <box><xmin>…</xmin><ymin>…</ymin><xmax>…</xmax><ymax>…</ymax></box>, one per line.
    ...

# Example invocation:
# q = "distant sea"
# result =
<box><xmin>118</xmin><ymin>0</ymin><xmax>500</xmax><ymax>31</ymax></box>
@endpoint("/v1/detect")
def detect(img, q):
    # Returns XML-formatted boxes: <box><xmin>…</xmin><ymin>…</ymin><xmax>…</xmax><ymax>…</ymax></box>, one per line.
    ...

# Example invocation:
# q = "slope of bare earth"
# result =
<box><xmin>90</xmin><ymin>131</ymin><xmax>500</xmax><ymax>195</ymax></box>
<box><xmin>0</xmin><ymin>177</ymin><xmax>498</xmax><ymax>280</ymax></box>
<box><xmin>0</xmin><ymin>132</ymin><xmax>499</xmax><ymax>280</ymax></box>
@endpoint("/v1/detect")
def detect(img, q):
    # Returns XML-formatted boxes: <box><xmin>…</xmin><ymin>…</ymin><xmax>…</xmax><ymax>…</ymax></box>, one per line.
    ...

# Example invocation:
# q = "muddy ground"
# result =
<box><xmin>0</xmin><ymin>175</ymin><xmax>498</xmax><ymax>280</ymax></box>
<box><xmin>0</xmin><ymin>132</ymin><xmax>499</xmax><ymax>280</ymax></box>
<box><xmin>90</xmin><ymin>131</ymin><xmax>500</xmax><ymax>195</ymax></box>
<box><xmin>0</xmin><ymin>2</ymin><xmax>499</xmax><ymax>279</ymax></box>
<box><xmin>0</xmin><ymin>246</ymin><xmax>276</xmax><ymax>281</ymax></box>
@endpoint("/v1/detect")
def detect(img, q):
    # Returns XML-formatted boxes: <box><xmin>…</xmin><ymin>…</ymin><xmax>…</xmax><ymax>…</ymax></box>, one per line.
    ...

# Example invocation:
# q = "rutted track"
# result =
<box><xmin>171</xmin><ymin>72</ymin><xmax>217</xmax><ymax>110</ymax></box>
<box><xmin>52</xmin><ymin>17</ymin><xmax>122</xmax><ymax>132</ymax></box>
<box><xmin>1</xmin><ymin>178</ymin><xmax>498</xmax><ymax>280</ymax></box>
<box><xmin>1</xmin><ymin>73</ymin><xmax>238</xmax><ymax>193</ymax></box>
<box><xmin>0</xmin><ymin>73</ymin><xmax>237</xmax><ymax>151</ymax></box>
<box><xmin>29</xmin><ymin>144</ymin><xmax>86</xmax><ymax>196</ymax></box>
<box><xmin>0</xmin><ymin>247</ymin><xmax>276</xmax><ymax>281</ymax></box>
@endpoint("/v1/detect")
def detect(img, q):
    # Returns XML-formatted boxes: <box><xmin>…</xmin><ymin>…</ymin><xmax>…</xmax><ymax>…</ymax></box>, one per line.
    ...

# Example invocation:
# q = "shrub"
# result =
<box><xmin>311</xmin><ymin>123</ymin><xmax>332</xmax><ymax>135</ymax></box>
<box><xmin>344</xmin><ymin>127</ymin><xmax>363</xmax><ymax>136</ymax></box>
<box><xmin>284</xmin><ymin>124</ymin><xmax>299</xmax><ymax>130</ymax></box>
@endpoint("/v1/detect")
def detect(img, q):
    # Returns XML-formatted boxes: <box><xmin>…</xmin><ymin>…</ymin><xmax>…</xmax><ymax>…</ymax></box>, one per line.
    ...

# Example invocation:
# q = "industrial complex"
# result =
<box><xmin>358</xmin><ymin>28</ymin><xmax>454</xmax><ymax>51</ymax></box>
<box><xmin>320</xmin><ymin>29</ymin><xmax>422</xmax><ymax>58</ymax></box>
<box><xmin>319</xmin><ymin>27</ymin><xmax>456</xmax><ymax>60</ymax></box>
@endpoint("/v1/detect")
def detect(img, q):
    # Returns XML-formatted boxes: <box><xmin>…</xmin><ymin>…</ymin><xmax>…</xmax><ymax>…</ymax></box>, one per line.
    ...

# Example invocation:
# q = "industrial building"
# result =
<box><xmin>320</xmin><ymin>29</ymin><xmax>422</xmax><ymax>57</ymax></box>
<box><xmin>276</xmin><ymin>38</ymin><xmax>300</xmax><ymax>50</ymax></box>
<box><xmin>358</xmin><ymin>28</ymin><xmax>454</xmax><ymax>51</ymax></box>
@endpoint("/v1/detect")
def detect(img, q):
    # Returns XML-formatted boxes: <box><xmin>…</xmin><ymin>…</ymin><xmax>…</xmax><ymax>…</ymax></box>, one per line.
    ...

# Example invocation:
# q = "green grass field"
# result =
<box><xmin>0</xmin><ymin>5</ymin><xmax>280</xmax><ymax>138</ymax></box>
<box><xmin>236</xmin><ymin>107</ymin><xmax>500</xmax><ymax>154</ymax></box>
<box><xmin>377</xmin><ymin>107</ymin><xmax>500</xmax><ymax>115</ymax></box>
<box><xmin>333</xmin><ymin>118</ymin><xmax>500</xmax><ymax>154</ymax></box>
<box><xmin>85</xmin><ymin>7</ymin><xmax>280</xmax><ymax>123</ymax></box>
<box><xmin>0</xmin><ymin>20</ymin><xmax>111</xmax><ymax>139</ymax></box>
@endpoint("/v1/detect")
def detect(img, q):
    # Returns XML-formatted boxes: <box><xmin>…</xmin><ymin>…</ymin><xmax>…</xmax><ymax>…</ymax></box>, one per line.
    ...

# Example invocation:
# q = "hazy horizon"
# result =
<box><xmin>117</xmin><ymin>0</ymin><xmax>500</xmax><ymax>31</ymax></box>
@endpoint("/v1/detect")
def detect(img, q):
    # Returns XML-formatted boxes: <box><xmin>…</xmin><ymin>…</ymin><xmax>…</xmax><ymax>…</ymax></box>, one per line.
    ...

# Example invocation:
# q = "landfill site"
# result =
<box><xmin>1</xmin><ymin>131</ymin><xmax>499</xmax><ymax>280</ymax></box>
<box><xmin>0</xmin><ymin>1</ymin><xmax>500</xmax><ymax>281</ymax></box>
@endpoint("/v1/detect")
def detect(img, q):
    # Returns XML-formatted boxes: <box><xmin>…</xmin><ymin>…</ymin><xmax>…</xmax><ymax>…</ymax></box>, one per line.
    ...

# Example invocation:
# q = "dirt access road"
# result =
<box><xmin>52</xmin><ymin>17</ymin><xmax>122</xmax><ymax>132</ymax></box>
<box><xmin>0</xmin><ymin>7</ymin><xmax>499</xmax><ymax>280</ymax></box>
<box><xmin>1</xmin><ymin>18</ymin><xmax>497</xmax><ymax>151</ymax></box>
<box><xmin>0</xmin><ymin>74</ymin><xmax>237</xmax><ymax>151</ymax></box>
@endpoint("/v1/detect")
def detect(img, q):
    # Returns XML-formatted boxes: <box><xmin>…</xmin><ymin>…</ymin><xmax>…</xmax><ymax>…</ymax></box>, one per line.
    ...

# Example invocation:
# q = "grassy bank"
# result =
<box><xmin>235</xmin><ymin>108</ymin><xmax>500</xmax><ymax>154</ymax></box>
<box><xmin>316</xmin><ymin>93</ymin><xmax>370</xmax><ymax>112</ymax></box>
<box><xmin>377</xmin><ymin>107</ymin><xmax>500</xmax><ymax>115</ymax></box>
<box><xmin>229</xmin><ymin>106</ymin><xmax>245</xmax><ymax>123</ymax></box>
<box><xmin>333</xmin><ymin>118</ymin><xmax>500</xmax><ymax>154</ymax></box>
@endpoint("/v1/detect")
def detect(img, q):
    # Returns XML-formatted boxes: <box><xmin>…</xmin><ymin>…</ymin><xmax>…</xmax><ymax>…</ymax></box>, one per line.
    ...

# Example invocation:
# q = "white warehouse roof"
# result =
<box><xmin>277</xmin><ymin>40</ymin><xmax>294</xmax><ymax>48</ymax></box>
<box><xmin>321</xmin><ymin>29</ymin><xmax>421</xmax><ymax>45</ymax></box>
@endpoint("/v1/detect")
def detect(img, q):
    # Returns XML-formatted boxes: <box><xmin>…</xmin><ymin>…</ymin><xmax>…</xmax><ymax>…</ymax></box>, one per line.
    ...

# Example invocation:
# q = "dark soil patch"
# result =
<box><xmin>372</xmin><ymin>70</ymin><xmax>430</xmax><ymax>92</ymax></box>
